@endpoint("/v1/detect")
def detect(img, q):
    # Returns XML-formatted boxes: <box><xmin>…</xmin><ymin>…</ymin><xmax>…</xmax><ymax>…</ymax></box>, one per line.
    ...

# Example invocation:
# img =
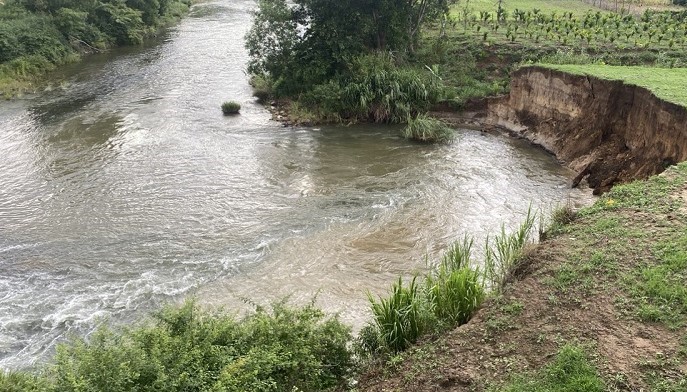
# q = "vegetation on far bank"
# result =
<box><xmin>540</xmin><ymin>64</ymin><xmax>687</xmax><ymax>107</ymax></box>
<box><xmin>0</xmin><ymin>0</ymin><xmax>192</xmax><ymax>97</ymax></box>
<box><xmin>245</xmin><ymin>0</ymin><xmax>687</xmax><ymax>137</ymax></box>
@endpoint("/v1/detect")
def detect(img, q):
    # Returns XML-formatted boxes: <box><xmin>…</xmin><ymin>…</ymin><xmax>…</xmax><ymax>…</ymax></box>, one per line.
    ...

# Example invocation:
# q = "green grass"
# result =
<box><xmin>494</xmin><ymin>344</ymin><xmax>605</xmax><ymax>392</ymax></box>
<box><xmin>221</xmin><ymin>101</ymin><xmax>241</xmax><ymax>115</ymax></box>
<box><xmin>401</xmin><ymin>114</ymin><xmax>454</xmax><ymax>143</ymax></box>
<box><xmin>455</xmin><ymin>0</ymin><xmax>603</xmax><ymax>17</ymax></box>
<box><xmin>540</xmin><ymin>64</ymin><xmax>687</xmax><ymax>108</ymax></box>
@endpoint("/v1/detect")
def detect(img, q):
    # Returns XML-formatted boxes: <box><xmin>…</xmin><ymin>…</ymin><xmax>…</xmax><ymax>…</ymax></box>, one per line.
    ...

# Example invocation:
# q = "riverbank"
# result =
<box><xmin>357</xmin><ymin>159</ymin><xmax>687</xmax><ymax>391</ymax></box>
<box><xmin>0</xmin><ymin>0</ymin><xmax>193</xmax><ymax>98</ymax></box>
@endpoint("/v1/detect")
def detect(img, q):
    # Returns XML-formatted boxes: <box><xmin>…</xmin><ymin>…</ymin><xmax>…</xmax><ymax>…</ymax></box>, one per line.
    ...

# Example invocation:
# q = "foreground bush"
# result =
<box><xmin>401</xmin><ymin>113</ymin><xmax>454</xmax><ymax>143</ymax></box>
<box><xmin>5</xmin><ymin>301</ymin><xmax>352</xmax><ymax>392</ymax></box>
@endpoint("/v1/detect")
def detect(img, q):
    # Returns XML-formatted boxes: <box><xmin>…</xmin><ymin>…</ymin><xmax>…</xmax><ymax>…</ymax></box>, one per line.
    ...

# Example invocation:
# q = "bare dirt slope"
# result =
<box><xmin>487</xmin><ymin>66</ymin><xmax>687</xmax><ymax>194</ymax></box>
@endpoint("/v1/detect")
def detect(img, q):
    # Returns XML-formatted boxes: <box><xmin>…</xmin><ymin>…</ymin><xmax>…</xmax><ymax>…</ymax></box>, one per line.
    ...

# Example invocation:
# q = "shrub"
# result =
<box><xmin>401</xmin><ymin>113</ymin><xmax>454</xmax><ymax>143</ymax></box>
<box><xmin>26</xmin><ymin>301</ymin><xmax>352</xmax><ymax>392</ymax></box>
<box><xmin>221</xmin><ymin>101</ymin><xmax>241</xmax><ymax>115</ymax></box>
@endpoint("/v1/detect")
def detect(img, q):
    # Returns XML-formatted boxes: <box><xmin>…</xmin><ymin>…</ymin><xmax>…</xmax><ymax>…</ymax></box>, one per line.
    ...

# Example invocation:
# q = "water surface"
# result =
<box><xmin>0</xmin><ymin>0</ymin><xmax>589</xmax><ymax>369</ymax></box>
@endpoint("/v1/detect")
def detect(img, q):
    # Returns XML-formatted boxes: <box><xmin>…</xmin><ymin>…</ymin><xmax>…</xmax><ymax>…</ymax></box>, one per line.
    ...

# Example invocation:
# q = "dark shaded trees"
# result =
<box><xmin>245</xmin><ymin>0</ymin><xmax>454</xmax><ymax>96</ymax></box>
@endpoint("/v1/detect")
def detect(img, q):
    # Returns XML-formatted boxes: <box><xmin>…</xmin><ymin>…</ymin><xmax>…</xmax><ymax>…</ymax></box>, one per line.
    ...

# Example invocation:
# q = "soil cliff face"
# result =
<box><xmin>487</xmin><ymin>66</ymin><xmax>687</xmax><ymax>193</ymax></box>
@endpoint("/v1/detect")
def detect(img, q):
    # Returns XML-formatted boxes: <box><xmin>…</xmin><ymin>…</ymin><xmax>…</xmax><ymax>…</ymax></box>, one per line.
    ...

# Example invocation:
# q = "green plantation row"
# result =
<box><xmin>0</xmin><ymin>0</ymin><xmax>192</xmax><ymax>96</ymax></box>
<box><xmin>455</xmin><ymin>8</ymin><xmax>687</xmax><ymax>54</ymax></box>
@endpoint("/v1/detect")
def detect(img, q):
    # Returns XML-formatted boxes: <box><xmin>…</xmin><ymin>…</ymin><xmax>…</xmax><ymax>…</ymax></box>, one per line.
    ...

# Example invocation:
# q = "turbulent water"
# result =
<box><xmin>0</xmin><ymin>0</ymin><xmax>590</xmax><ymax>370</ymax></box>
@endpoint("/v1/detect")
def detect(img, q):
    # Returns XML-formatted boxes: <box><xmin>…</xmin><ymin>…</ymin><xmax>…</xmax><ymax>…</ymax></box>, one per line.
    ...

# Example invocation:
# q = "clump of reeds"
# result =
<box><xmin>362</xmin><ymin>209</ymin><xmax>538</xmax><ymax>355</ymax></box>
<box><xmin>221</xmin><ymin>101</ymin><xmax>241</xmax><ymax>115</ymax></box>
<box><xmin>401</xmin><ymin>113</ymin><xmax>454</xmax><ymax>143</ymax></box>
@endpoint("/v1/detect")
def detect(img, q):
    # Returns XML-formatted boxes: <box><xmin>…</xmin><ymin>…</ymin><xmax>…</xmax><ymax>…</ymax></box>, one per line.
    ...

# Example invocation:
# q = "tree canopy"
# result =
<box><xmin>245</xmin><ymin>0</ymin><xmax>454</xmax><ymax>97</ymax></box>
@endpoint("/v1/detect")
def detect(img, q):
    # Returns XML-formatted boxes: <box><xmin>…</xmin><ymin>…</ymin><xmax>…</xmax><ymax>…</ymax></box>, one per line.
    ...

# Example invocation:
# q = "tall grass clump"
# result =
<box><xmin>425</xmin><ymin>237</ymin><xmax>485</xmax><ymax>327</ymax></box>
<box><xmin>0</xmin><ymin>371</ymin><xmax>48</xmax><ymax>392</ymax></box>
<box><xmin>8</xmin><ymin>301</ymin><xmax>352</xmax><ymax>392</ymax></box>
<box><xmin>368</xmin><ymin>277</ymin><xmax>426</xmax><ymax>353</ymax></box>
<box><xmin>484</xmin><ymin>207</ymin><xmax>537</xmax><ymax>291</ymax></box>
<box><xmin>221</xmin><ymin>101</ymin><xmax>241</xmax><ymax>115</ymax></box>
<box><xmin>364</xmin><ymin>211</ymin><xmax>537</xmax><ymax>355</ymax></box>
<box><xmin>340</xmin><ymin>53</ymin><xmax>442</xmax><ymax>123</ymax></box>
<box><xmin>365</xmin><ymin>238</ymin><xmax>486</xmax><ymax>354</ymax></box>
<box><xmin>401</xmin><ymin>113</ymin><xmax>454</xmax><ymax>143</ymax></box>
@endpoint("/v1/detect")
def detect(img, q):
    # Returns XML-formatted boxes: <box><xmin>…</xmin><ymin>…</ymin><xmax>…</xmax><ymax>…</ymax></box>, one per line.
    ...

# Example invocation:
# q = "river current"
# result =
<box><xmin>0</xmin><ymin>0</ymin><xmax>590</xmax><ymax>370</ymax></box>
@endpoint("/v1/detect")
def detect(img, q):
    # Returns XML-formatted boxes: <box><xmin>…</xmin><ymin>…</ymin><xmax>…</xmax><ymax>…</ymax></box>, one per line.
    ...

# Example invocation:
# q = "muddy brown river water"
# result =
<box><xmin>0</xmin><ymin>0</ymin><xmax>591</xmax><ymax>370</ymax></box>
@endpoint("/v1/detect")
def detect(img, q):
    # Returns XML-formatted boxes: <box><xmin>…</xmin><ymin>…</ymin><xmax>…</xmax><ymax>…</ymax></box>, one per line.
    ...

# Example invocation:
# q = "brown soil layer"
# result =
<box><xmin>484</xmin><ymin>66</ymin><xmax>687</xmax><ymax>195</ymax></box>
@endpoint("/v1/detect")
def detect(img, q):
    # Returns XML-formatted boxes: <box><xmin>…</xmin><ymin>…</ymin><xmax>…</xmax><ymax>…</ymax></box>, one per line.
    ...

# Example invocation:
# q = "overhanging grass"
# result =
<box><xmin>538</xmin><ymin>64</ymin><xmax>687</xmax><ymax>108</ymax></box>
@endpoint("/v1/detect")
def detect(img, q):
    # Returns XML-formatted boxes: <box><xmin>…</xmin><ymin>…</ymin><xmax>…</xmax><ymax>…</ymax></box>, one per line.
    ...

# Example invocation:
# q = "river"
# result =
<box><xmin>0</xmin><ymin>0</ymin><xmax>590</xmax><ymax>370</ymax></box>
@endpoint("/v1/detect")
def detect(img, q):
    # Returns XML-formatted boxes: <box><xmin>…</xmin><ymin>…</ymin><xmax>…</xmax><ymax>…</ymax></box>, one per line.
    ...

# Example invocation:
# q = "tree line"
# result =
<box><xmin>0</xmin><ymin>0</ymin><xmax>191</xmax><ymax>90</ymax></box>
<box><xmin>245</xmin><ymin>0</ymin><xmax>455</xmax><ymax>128</ymax></box>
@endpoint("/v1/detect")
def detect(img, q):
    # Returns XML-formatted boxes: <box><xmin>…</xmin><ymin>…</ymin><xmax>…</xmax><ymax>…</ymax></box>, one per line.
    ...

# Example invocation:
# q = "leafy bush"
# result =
<box><xmin>9</xmin><ymin>301</ymin><xmax>352</xmax><ymax>392</ymax></box>
<box><xmin>401</xmin><ymin>113</ymin><xmax>454</xmax><ymax>143</ymax></box>
<box><xmin>221</xmin><ymin>101</ymin><xmax>241</xmax><ymax>115</ymax></box>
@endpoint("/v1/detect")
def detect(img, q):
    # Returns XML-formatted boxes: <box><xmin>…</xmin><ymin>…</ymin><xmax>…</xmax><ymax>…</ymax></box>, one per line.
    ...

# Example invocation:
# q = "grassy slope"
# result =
<box><xmin>540</xmin><ymin>64</ymin><xmax>687</xmax><ymax>108</ymax></box>
<box><xmin>358</xmin><ymin>162</ymin><xmax>687</xmax><ymax>392</ymax></box>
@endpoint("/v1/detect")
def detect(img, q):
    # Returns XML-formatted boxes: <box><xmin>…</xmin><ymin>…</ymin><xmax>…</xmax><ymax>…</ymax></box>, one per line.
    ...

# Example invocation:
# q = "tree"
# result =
<box><xmin>245</xmin><ymin>0</ymin><xmax>453</xmax><ymax>94</ymax></box>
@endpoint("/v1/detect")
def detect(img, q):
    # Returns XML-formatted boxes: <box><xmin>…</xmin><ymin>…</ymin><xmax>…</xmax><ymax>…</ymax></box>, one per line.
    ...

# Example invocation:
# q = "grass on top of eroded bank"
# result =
<box><xmin>539</xmin><ymin>64</ymin><xmax>687</xmax><ymax>107</ymax></box>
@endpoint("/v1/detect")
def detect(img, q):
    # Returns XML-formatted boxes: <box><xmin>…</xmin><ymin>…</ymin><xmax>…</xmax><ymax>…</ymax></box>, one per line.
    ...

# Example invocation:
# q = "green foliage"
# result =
<box><xmin>425</xmin><ymin>237</ymin><xmax>485</xmax><ymax>327</ymax></box>
<box><xmin>6</xmin><ymin>301</ymin><xmax>352</xmax><ymax>392</ymax></box>
<box><xmin>401</xmin><ymin>113</ymin><xmax>454</xmax><ymax>142</ymax></box>
<box><xmin>245</xmin><ymin>0</ymin><xmax>453</xmax><ymax>99</ymax></box>
<box><xmin>367</xmin><ymin>237</ymin><xmax>486</xmax><ymax>354</ymax></box>
<box><xmin>368</xmin><ymin>277</ymin><xmax>427</xmax><ymax>353</ymax></box>
<box><xmin>484</xmin><ymin>207</ymin><xmax>537</xmax><ymax>291</ymax></box>
<box><xmin>0</xmin><ymin>372</ymin><xmax>49</xmax><ymax>392</ymax></box>
<box><xmin>497</xmin><ymin>344</ymin><xmax>605</xmax><ymax>392</ymax></box>
<box><xmin>0</xmin><ymin>0</ymin><xmax>192</xmax><ymax>95</ymax></box>
<box><xmin>341</xmin><ymin>54</ymin><xmax>442</xmax><ymax>123</ymax></box>
<box><xmin>221</xmin><ymin>101</ymin><xmax>241</xmax><ymax>115</ymax></box>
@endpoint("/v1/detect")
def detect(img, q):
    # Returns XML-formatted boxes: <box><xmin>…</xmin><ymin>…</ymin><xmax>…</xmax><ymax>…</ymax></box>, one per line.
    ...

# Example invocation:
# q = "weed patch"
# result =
<box><xmin>494</xmin><ymin>344</ymin><xmax>605</xmax><ymax>392</ymax></box>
